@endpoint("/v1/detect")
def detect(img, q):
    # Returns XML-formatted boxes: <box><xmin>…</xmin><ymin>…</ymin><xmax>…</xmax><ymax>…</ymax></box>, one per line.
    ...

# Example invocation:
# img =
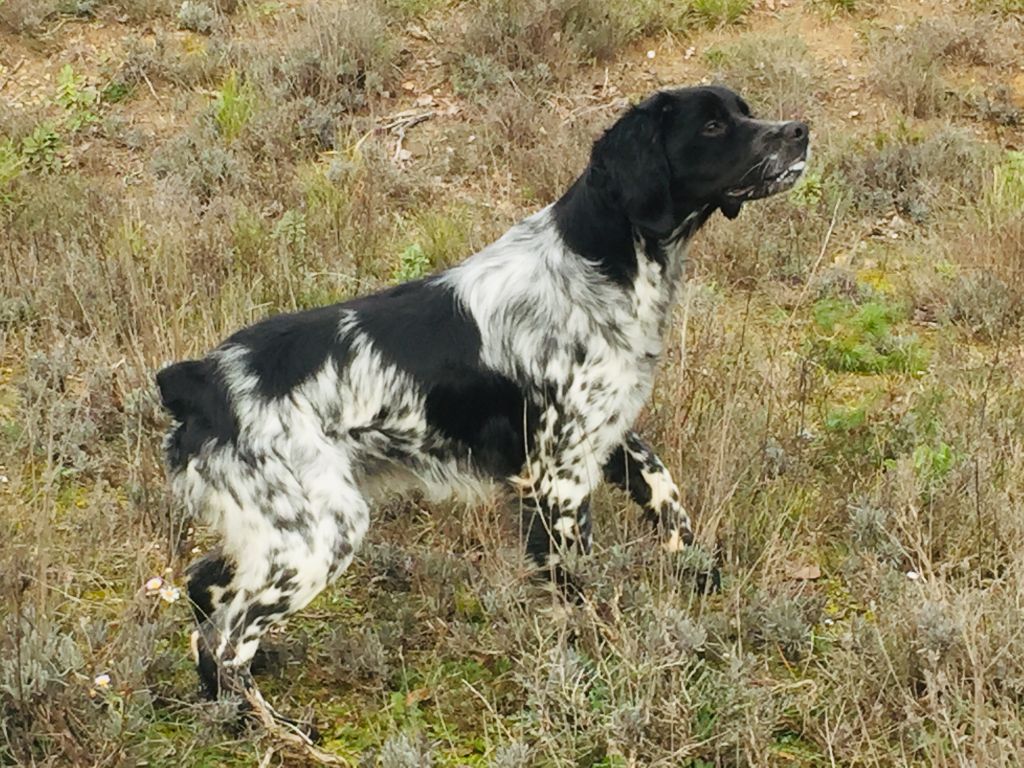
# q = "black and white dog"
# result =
<box><xmin>157</xmin><ymin>85</ymin><xmax>808</xmax><ymax>724</ymax></box>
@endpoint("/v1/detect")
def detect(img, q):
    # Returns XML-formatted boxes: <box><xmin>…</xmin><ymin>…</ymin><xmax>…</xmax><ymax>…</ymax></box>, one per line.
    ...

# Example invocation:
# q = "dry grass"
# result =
<box><xmin>3</xmin><ymin>0</ymin><xmax>1024</xmax><ymax>765</ymax></box>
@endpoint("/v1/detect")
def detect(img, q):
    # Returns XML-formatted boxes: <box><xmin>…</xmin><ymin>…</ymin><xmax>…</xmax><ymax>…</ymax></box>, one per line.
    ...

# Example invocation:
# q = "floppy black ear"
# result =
<box><xmin>591</xmin><ymin>98</ymin><xmax>675</xmax><ymax>236</ymax></box>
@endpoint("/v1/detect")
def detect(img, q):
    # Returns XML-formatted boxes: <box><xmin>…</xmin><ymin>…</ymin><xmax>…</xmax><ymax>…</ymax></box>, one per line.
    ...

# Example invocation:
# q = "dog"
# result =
<box><xmin>157</xmin><ymin>85</ymin><xmax>808</xmax><ymax>732</ymax></box>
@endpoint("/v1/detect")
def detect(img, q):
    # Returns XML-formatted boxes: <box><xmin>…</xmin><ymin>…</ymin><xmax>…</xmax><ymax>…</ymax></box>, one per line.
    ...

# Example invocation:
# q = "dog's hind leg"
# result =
<box><xmin>186</xmin><ymin>550</ymin><xmax>235</xmax><ymax>698</ymax></box>
<box><xmin>603</xmin><ymin>430</ymin><xmax>694</xmax><ymax>551</ymax></box>
<box><xmin>188</xmin><ymin>458</ymin><xmax>370</xmax><ymax>746</ymax></box>
<box><xmin>185</xmin><ymin>550</ymin><xmax>311</xmax><ymax>706</ymax></box>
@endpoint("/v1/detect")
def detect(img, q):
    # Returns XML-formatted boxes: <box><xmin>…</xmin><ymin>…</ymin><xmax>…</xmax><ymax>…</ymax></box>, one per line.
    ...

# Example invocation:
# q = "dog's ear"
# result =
<box><xmin>719</xmin><ymin>199</ymin><xmax>743</xmax><ymax>219</ymax></box>
<box><xmin>591</xmin><ymin>96</ymin><xmax>675</xmax><ymax>236</ymax></box>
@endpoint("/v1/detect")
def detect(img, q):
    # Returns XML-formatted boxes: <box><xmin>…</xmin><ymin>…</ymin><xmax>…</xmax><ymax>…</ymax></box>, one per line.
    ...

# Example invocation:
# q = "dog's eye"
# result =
<box><xmin>702</xmin><ymin>120</ymin><xmax>727</xmax><ymax>137</ymax></box>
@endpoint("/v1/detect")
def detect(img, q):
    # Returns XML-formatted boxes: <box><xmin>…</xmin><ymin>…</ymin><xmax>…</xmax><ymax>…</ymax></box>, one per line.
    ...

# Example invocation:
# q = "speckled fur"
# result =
<box><xmin>157</xmin><ymin>85</ymin><xmax>809</xmax><ymax>710</ymax></box>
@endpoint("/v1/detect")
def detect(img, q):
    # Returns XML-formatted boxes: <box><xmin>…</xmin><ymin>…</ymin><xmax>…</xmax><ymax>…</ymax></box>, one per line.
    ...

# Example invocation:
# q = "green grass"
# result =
<box><xmin>692</xmin><ymin>0</ymin><xmax>751</xmax><ymax>26</ymax></box>
<box><xmin>213</xmin><ymin>70</ymin><xmax>255</xmax><ymax>142</ymax></box>
<box><xmin>810</xmin><ymin>299</ymin><xmax>929</xmax><ymax>375</ymax></box>
<box><xmin>989</xmin><ymin>149</ymin><xmax>1024</xmax><ymax>216</ymax></box>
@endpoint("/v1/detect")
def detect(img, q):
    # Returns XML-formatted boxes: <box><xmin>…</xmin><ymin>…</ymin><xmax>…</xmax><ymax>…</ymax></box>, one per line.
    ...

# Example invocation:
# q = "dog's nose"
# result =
<box><xmin>782</xmin><ymin>121</ymin><xmax>809</xmax><ymax>142</ymax></box>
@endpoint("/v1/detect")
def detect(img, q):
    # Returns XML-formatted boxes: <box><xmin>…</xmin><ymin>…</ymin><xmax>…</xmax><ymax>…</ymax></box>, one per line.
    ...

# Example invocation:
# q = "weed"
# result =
<box><xmin>967</xmin><ymin>84</ymin><xmax>1024</xmax><ymax>127</ymax></box>
<box><xmin>0</xmin><ymin>0</ymin><xmax>58</xmax><ymax>32</ymax></box>
<box><xmin>974</xmin><ymin>0</ymin><xmax>1024</xmax><ymax>13</ymax></box>
<box><xmin>989</xmin><ymin>150</ymin><xmax>1024</xmax><ymax>216</ymax></box>
<box><xmin>839</xmin><ymin>126</ymin><xmax>994</xmax><ymax>221</ymax></box>
<box><xmin>393</xmin><ymin>243</ymin><xmax>431</xmax><ymax>283</ymax></box>
<box><xmin>848</xmin><ymin>500</ymin><xmax>906</xmax><ymax>564</ymax></box>
<box><xmin>491</xmin><ymin>741</ymin><xmax>532</xmax><ymax>767</ymax></box>
<box><xmin>451</xmin><ymin>53</ymin><xmax>509</xmax><ymax>96</ymax></box>
<box><xmin>383</xmin><ymin>0</ymin><xmax>446</xmax><ymax>18</ymax></box>
<box><xmin>212</xmin><ymin>71</ymin><xmax>255</xmax><ymax>142</ymax></box>
<box><xmin>814</xmin><ymin>0</ymin><xmax>859</xmax><ymax>13</ymax></box>
<box><xmin>152</xmin><ymin>121</ymin><xmax>247</xmax><ymax>201</ymax></box>
<box><xmin>0</xmin><ymin>137</ymin><xmax>23</xmax><ymax>206</ymax></box>
<box><xmin>869</xmin><ymin>17</ymin><xmax>1012</xmax><ymax>118</ymax></box>
<box><xmin>271</xmin><ymin>208</ymin><xmax>308</xmax><ymax>259</ymax></box>
<box><xmin>378</xmin><ymin>731</ymin><xmax>435</xmax><ymax>767</ymax></box>
<box><xmin>693</xmin><ymin>0</ymin><xmax>751</xmax><ymax>27</ymax></box>
<box><xmin>55</xmin><ymin>64</ymin><xmax>99</xmax><ymax>132</ymax></box>
<box><xmin>109</xmin><ymin>0</ymin><xmax>177</xmax><ymax>20</ymax></box>
<box><xmin>20</xmin><ymin>124</ymin><xmax>63</xmax><ymax>173</ymax></box>
<box><xmin>645</xmin><ymin>607</ymin><xmax>708</xmax><ymax>661</ymax></box>
<box><xmin>914</xmin><ymin>601</ymin><xmax>961</xmax><ymax>666</ymax></box>
<box><xmin>789</xmin><ymin>168</ymin><xmax>824</xmax><ymax>209</ymax></box>
<box><xmin>910</xmin><ymin>441</ymin><xmax>959</xmax><ymax>495</ymax></box>
<box><xmin>944</xmin><ymin>269</ymin><xmax>1022</xmax><ymax>340</ymax></box>
<box><xmin>251</xmin><ymin>1</ymin><xmax>397</xmax><ymax>111</ymax></box>
<box><xmin>459</xmin><ymin>0</ymin><xmax>643</xmax><ymax>84</ymax></box>
<box><xmin>100</xmin><ymin>80</ymin><xmax>134</xmax><ymax>104</ymax></box>
<box><xmin>403</xmin><ymin>206</ymin><xmax>473</xmax><ymax>271</ymax></box>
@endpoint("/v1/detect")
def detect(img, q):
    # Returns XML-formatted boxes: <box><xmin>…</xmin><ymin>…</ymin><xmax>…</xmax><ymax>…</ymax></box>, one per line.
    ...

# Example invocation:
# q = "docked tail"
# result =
<box><xmin>156</xmin><ymin>359</ymin><xmax>237</xmax><ymax>468</ymax></box>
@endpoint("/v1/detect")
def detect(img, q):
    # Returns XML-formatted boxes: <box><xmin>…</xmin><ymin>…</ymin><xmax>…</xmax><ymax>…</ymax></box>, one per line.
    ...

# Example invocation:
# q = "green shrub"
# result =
<box><xmin>55</xmin><ymin>64</ymin><xmax>100</xmax><ymax>132</ymax></box>
<box><xmin>20</xmin><ymin>124</ymin><xmax>63</xmax><ymax>172</ymax></box>
<box><xmin>393</xmin><ymin>243</ymin><xmax>432</xmax><ymax>283</ymax></box>
<box><xmin>811</xmin><ymin>299</ymin><xmax>928</xmax><ymax>374</ymax></box>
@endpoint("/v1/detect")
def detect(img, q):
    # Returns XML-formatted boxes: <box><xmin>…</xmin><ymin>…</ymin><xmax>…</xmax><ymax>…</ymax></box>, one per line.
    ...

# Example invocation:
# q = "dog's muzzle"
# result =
<box><xmin>726</xmin><ymin>120</ymin><xmax>810</xmax><ymax>201</ymax></box>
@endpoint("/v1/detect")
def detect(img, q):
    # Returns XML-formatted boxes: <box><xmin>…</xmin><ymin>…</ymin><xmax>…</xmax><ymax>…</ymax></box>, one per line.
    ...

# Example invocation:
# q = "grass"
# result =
<box><xmin>3</xmin><ymin>0</ymin><xmax>1024</xmax><ymax>765</ymax></box>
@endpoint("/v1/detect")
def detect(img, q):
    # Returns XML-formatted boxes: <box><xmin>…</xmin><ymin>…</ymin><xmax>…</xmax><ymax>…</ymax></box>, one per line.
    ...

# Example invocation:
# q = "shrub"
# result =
<box><xmin>176</xmin><ymin>0</ymin><xmax>217</xmax><ymax>33</ymax></box>
<box><xmin>810</xmin><ymin>299</ymin><xmax>928</xmax><ymax>374</ymax></box>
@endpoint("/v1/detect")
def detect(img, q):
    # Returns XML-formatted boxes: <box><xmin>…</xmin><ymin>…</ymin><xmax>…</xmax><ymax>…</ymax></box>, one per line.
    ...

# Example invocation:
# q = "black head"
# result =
<box><xmin>589</xmin><ymin>85</ymin><xmax>810</xmax><ymax>234</ymax></box>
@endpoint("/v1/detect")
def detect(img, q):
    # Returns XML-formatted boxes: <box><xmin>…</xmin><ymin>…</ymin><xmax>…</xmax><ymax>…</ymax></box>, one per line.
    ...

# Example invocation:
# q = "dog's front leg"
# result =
<box><xmin>603</xmin><ymin>430</ymin><xmax>694</xmax><ymax>551</ymax></box>
<box><xmin>604</xmin><ymin>431</ymin><xmax>719</xmax><ymax>591</ymax></box>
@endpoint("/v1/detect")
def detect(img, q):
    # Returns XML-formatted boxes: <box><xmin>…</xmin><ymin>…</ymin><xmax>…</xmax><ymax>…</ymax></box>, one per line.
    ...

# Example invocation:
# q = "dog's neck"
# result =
<box><xmin>552</xmin><ymin>170</ymin><xmax>713</xmax><ymax>289</ymax></box>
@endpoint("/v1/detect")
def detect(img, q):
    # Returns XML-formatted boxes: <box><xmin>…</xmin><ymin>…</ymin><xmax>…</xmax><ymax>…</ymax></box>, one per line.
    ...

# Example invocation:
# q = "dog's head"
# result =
<box><xmin>590</xmin><ymin>85</ymin><xmax>809</xmax><ymax>235</ymax></box>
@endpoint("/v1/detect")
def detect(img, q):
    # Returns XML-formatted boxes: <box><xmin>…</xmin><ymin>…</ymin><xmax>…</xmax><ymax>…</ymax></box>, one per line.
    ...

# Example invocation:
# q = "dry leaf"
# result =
<box><xmin>787</xmin><ymin>563</ymin><xmax>821</xmax><ymax>581</ymax></box>
<box><xmin>405</xmin><ymin>687</ymin><xmax>432</xmax><ymax>707</ymax></box>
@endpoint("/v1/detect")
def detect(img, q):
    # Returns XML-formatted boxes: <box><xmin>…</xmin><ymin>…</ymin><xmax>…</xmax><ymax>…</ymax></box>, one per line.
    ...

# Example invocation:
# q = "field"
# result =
<box><xmin>2</xmin><ymin>0</ymin><xmax>1024</xmax><ymax>765</ymax></box>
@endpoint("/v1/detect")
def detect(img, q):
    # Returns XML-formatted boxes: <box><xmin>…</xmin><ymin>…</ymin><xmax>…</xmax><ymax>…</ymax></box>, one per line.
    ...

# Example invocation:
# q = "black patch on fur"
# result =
<box><xmin>156</xmin><ymin>359</ymin><xmax>239</xmax><ymax>469</ymax></box>
<box><xmin>349</xmin><ymin>278</ymin><xmax>533</xmax><ymax>479</ymax></box>
<box><xmin>425</xmin><ymin>368</ymin><xmax>533</xmax><ymax>478</ymax></box>
<box><xmin>552</xmin><ymin>173</ymin><xmax>639</xmax><ymax>286</ymax></box>
<box><xmin>348</xmin><ymin>278</ymin><xmax>480</xmax><ymax>384</ymax></box>
<box><xmin>603</xmin><ymin>442</ymin><xmax>653</xmax><ymax>508</ymax></box>
<box><xmin>186</xmin><ymin>552</ymin><xmax>235</xmax><ymax>623</ymax></box>
<box><xmin>225</xmin><ymin>305</ymin><xmax>351</xmax><ymax>399</ymax></box>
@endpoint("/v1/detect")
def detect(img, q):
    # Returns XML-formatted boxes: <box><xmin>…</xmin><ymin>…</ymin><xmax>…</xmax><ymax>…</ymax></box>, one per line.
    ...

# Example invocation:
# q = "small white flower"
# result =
<box><xmin>159</xmin><ymin>585</ymin><xmax>182</xmax><ymax>603</ymax></box>
<box><xmin>646</xmin><ymin>50</ymin><xmax>656</xmax><ymax>60</ymax></box>
<box><xmin>145</xmin><ymin>576</ymin><xmax>164</xmax><ymax>593</ymax></box>
<box><xmin>93</xmin><ymin>673</ymin><xmax>111</xmax><ymax>689</ymax></box>
<box><xmin>906</xmin><ymin>570</ymin><xmax>920</xmax><ymax>581</ymax></box>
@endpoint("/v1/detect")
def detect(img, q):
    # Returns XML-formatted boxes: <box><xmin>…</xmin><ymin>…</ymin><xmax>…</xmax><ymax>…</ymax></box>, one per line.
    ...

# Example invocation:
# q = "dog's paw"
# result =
<box><xmin>693</xmin><ymin>566</ymin><xmax>722</xmax><ymax>595</ymax></box>
<box><xmin>670</xmin><ymin>543</ymin><xmax>721</xmax><ymax>595</ymax></box>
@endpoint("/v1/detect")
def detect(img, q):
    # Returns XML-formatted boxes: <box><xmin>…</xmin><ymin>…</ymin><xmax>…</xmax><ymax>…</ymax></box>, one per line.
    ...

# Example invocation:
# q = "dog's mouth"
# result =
<box><xmin>725</xmin><ymin>155</ymin><xmax>808</xmax><ymax>201</ymax></box>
